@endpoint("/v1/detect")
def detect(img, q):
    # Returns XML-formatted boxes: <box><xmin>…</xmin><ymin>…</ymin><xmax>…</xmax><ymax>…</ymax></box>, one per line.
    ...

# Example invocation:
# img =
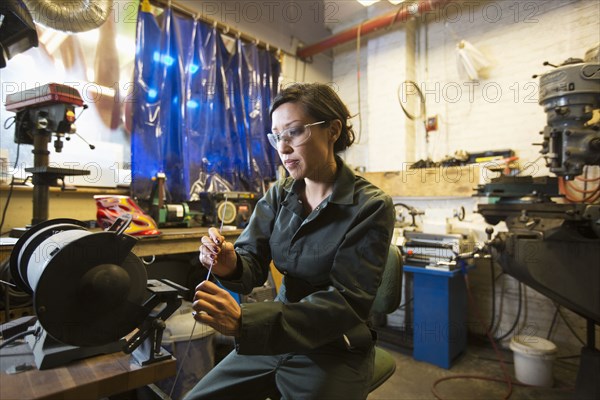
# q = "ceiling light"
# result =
<box><xmin>357</xmin><ymin>0</ymin><xmax>380</xmax><ymax>6</ymax></box>
<box><xmin>357</xmin><ymin>0</ymin><xmax>405</xmax><ymax>5</ymax></box>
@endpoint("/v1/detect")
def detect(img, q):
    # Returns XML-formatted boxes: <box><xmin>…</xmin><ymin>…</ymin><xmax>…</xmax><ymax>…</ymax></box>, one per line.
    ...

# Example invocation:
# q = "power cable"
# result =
<box><xmin>397</xmin><ymin>297</ymin><xmax>413</xmax><ymax>310</ymax></box>
<box><xmin>0</xmin><ymin>175</ymin><xmax>17</xmax><ymax>236</ymax></box>
<box><xmin>0</xmin><ymin>114</ymin><xmax>25</xmax><ymax>235</ymax></box>
<box><xmin>491</xmin><ymin>271</ymin><xmax>506</xmax><ymax>336</ymax></box>
<box><xmin>486</xmin><ymin>257</ymin><xmax>496</xmax><ymax>336</ymax></box>
<box><xmin>547</xmin><ymin>304</ymin><xmax>560</xmax><ymax>340</ymax></box>
<box><xmin>431</xmin><ymin>268</ymin><xmax>514</xmax><ymax>400</ymax></box>
<box><xmin>556</xmin><ymin>305</ymin><xmax>586</xmax><ymax>346</ymax></box>
<box><xmin>355</xmin><ymin>23</ymin><xmax>363</xmax><ymax>144</ymax></box>
<box><xmin>397</xmin><ymin>80</ymin><xmax>430</xmax><ymax>159</ymax></box>
<box><xmin>0</xmin><ymin>260</ymin><xmax>32</xmax><ymax>307</ymax></box>
<box><xmin>494</xmin><ymin>282</ymin><xmax>522</xmax><ymax>342</ymax></box>
<box><xmin>397</xmin><ymin>80</ymin><xmax>426</xmax><ymax>121</ymax></box>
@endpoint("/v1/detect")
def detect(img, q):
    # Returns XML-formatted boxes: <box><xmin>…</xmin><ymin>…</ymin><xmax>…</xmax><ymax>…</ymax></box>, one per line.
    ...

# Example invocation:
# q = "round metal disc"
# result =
<box><xmin>9</xmin><ymin>219</ymin><xmax>87</xmax><ymax>294</ymax></box>
<box><xmin>217</xmin><ymin>201</ymin><xmax>237</xmax><ymax>225</ymax></box>
<box><xmin>33</xmin><ymin>231</ymin><xmax>148</xmax><ymax>347</ymax></box>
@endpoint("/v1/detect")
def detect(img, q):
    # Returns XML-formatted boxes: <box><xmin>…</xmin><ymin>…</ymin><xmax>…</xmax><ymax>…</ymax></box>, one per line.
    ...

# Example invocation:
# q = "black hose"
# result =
<box><xmin>494</xmin><ymin>282</ymin><xmax>522</xmax><ymax>342</ymax></box>
<box><xmin>0</xmin><ymin>260</ymin><xmax>31</xmax><ymax>307</ymax></box>
<box><xmin>398</xmin><ymin>297</ymin><xmax>414</xmax><ymax>310</ymax></box>
<box><xmin>547</xmin><ymin>304</ymin><xmax>560</xmax><ymax>340</ymax></box>
<box><xmin>557</xmin><ymin>306</ymin><xmax>586</xmax><ymax>346</ymax></box>
<box><xmin>486</xmin><ymin>257</ymin><xmax>496</xmax><ymax>335</ymax></box>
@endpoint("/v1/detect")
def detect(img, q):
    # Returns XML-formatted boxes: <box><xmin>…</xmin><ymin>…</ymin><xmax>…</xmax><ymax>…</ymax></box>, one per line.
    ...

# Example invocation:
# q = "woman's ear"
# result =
<box><xmin>329</xmin><ymin>119</ymin><xmax>342</xmax><ymax>143</ymax></box>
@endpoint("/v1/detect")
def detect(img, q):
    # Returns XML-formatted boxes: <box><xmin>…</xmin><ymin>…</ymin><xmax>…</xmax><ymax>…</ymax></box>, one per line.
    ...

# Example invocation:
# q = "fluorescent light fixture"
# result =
<box><xmin>357</xmin><ymin>0</ymin><xmax>405</xmax><ymax>5</ymax></box>
<box><xmin>357</xmin><ymin>0</ymin><xmax>380</xmax><ymax>6</ymax></box>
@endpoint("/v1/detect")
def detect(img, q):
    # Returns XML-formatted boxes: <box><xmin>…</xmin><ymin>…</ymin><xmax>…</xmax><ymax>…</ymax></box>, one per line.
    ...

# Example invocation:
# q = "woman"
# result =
<box><xmin>185</xmin><ymin>82</ymin><xmax>395</xmax><ymax>400</ymax></box>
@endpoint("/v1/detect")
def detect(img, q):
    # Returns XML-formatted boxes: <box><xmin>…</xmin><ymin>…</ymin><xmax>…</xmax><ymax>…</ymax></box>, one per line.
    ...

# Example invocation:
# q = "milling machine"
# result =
<box><xmin>476</xmin><ymin>48</ymin><xmax>600</xmax><ymax>398</ymax></box>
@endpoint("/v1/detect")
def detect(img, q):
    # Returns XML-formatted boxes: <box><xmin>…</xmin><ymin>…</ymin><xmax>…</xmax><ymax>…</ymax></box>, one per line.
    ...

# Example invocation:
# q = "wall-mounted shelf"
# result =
<box><xmin>359</xmin><ymin>165</ymin><xmax>485</xmax><ymax>197</ymax></box>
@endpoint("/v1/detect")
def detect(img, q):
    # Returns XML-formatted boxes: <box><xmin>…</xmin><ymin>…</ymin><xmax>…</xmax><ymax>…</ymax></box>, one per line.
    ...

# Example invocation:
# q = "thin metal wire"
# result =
<box><xmin>169</xmin><ymin>320</ymin><xmax>197</xmax><ymax>399</ymax></box>
<box><xmin>0</xmin><ymin>280</ymin><xmax>16</xmax><ymax>287</ymax></box>
<box><xmin>206</xmin><ymin>194</ymin><xmax>228</xmax><ymax>281</ymax></box>
<box><xmin>169</xmin><ymin>194</ymin><xmax>229</xmax><ymax>397</ymax></box>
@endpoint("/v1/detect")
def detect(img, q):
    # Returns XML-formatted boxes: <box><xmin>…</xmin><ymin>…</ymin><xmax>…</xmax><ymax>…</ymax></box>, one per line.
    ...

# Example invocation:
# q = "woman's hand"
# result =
<box><xmin>192</xmin><ymin>280</ymin><xmax>241</xmax><ymax>337</ymax></box>
<box><xmin>199</xmin><ymin>227</ymin><xmax>238</xmax><ymax>278</ymax></box>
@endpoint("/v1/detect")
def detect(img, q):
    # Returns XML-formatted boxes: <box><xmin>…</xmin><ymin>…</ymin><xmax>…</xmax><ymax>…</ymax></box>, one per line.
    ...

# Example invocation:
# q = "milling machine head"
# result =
<box><xmin>536</xmin><ymin>55</ymin><xmax>600</xmax><ymax>180</ymax></box>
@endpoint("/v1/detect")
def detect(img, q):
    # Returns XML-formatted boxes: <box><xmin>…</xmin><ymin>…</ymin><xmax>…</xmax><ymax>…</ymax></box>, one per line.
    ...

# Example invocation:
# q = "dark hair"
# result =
<box><xmin>269</xmin><ymin>82</ymin><xmax>355</xmax><ymax>153</ymax></box>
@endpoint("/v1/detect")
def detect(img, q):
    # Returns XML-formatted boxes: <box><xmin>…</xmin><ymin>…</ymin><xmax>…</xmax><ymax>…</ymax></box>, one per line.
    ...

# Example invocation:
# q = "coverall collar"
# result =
<box><xmin>282</xmin><ymin>155</ymin><xmax>355</xmax><ymax>205</ymax></box>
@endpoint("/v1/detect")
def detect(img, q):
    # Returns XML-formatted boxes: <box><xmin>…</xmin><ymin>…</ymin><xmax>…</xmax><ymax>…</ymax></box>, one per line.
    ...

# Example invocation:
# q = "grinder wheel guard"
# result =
<box><xmin>10</xmin><ymin>218</ymin><xmax>148</xmax><ymax>347</ymax></box>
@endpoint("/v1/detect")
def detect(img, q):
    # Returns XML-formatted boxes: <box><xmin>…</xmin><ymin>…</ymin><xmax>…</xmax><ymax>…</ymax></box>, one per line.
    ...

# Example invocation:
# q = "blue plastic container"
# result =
<box><xmin>404</xmin><ymin>265</ymin><xmax>468</xmax><ymax>369</ymax></box>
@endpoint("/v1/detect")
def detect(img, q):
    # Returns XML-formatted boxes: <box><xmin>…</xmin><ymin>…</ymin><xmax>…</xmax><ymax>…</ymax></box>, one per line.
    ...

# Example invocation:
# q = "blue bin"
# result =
<box><xmin>404</xmin><ymin>265</ymin><xmax>468</xmax><ymax>369</ymax></box>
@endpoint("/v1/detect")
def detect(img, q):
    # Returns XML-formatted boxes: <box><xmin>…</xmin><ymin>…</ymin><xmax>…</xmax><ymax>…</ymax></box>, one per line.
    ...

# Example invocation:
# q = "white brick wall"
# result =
<box><xmin>332</xmin><ymin>0</ymin><xmax>600</xmax><ymax>352</ymax></box>
<box><xmin>334</xmin><ymin>0</ymin><xmax>600</xmax><ymax>173</ymax></box>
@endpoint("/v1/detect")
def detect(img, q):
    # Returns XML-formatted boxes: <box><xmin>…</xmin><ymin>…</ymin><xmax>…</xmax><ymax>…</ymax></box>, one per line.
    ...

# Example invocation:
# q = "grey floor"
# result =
<box><xmin>368</xmin><ymin>341</ymin><xmax>582</xmax><ymax>400</ymax></box>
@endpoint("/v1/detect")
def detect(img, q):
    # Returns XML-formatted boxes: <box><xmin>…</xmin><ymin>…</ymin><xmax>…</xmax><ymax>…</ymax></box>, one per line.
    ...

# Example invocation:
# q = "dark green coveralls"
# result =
<box><xmin>184</xmin><ymin>157</ymin><xmax>395</xmax><ymax>400</ymax></box>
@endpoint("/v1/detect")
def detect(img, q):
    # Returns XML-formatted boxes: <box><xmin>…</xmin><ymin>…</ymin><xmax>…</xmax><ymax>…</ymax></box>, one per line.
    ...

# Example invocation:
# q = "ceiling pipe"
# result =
<box><xmin>296</xmin><ymin>0</ymin><xmax>448</xmax><ymax>59</ymax></box>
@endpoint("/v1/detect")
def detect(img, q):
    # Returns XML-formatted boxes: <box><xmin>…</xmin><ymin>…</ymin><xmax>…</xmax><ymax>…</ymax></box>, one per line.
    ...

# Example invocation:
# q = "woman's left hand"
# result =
<box><xmin>192</xmin><ymin>280</ymin><xmax>241</xmax><ymax>337</ymax></box>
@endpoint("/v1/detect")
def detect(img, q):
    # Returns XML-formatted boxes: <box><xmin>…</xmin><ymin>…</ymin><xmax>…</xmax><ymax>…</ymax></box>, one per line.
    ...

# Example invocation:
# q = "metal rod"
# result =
<box><xmin>31</xmin><ymin>132</ymin><xmax>51</xmax><ymax>225</ymax></box>
<box><xmin>149</xmin><ymin>0</ymin><xmax>292</xmax><ymax>57</ymax></box>
<box><xmin>0</xmin><ymin>280</ymin><xmax>16</xmax><ymax>288</ymax></box>
<box><xmin>205</xmin><ymin>194</ymin><xmax>228</xmax><ymax>281</ymax></box>
<box><xmin>3</xmin><ymin>284</ymin><xmax>10</xmax><ymax>322</ymax></box>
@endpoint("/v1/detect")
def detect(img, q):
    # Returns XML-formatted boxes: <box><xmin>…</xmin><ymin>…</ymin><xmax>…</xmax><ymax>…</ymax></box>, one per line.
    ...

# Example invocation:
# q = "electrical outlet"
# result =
<box><xmin>426</xmin><ymin>115</ymin><xmax>438</xmax><ymax>132</ymax></box>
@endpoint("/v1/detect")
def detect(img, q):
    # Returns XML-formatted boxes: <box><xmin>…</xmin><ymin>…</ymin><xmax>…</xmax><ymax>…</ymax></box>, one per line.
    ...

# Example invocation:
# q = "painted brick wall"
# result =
<box><xmin>332</xmin><ymin>0</ymin><xmax>600</xmax><ymax>353</ymax></box>
<box><xmin>334</xmin><ymin>0</ymin><xmax>600</xmax><ymax>172</ymax></box>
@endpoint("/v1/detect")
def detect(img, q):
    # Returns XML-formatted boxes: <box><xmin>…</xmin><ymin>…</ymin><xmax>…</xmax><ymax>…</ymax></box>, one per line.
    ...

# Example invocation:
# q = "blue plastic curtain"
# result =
<box><xmin>131</xmin><ymin>6</ymin><xmax>280</xmax><ymax>202</ymax></box>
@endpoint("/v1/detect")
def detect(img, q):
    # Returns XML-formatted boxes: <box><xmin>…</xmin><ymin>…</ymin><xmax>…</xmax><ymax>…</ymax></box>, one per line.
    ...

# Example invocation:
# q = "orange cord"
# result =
<box><xmin>558</xmin><ymin>177</ymin><xmax>600</xmax><ymax>203</ymax></box>
<box><xmin>431</xmin><ymin>271</ymin><xmax>577</xmax><ymax>399</ymax></box>
<box><xmin>431</xmin><ymin>272</ymin><xmax>514</xmax><ymax>400</ymax></box>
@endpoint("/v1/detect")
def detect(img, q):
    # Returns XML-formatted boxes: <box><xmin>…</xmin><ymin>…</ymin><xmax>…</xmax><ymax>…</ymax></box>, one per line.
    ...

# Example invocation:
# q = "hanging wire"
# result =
<box><xmin>546</xmin><ymin>304</ymin><xmax>560</xmax><ymax>340</ymax></box>
<box><xmin>355</xmin><ymin>23</ymin><xmax>363</xmax><ymax>144</ymax></box>
<box><xmin>486</xmin><ymin>258</ymin><xmax>496</xmax><ymax>336</ymax></box>
<box><xmin>559</xmin><ymin>176</ymin><xmax>600</xmax><ymax>203</ymax></box>
<box><xmin>3</xmin><ymin>116</ymin><xmax>16</xmax><ymax>129</ymax></box>
<box><xmin>556</xmin><ymin>305</ymin><xmax>586</xmax><ymax>346</ymax></box>
<box><xmin>397</xmin><ymin>80</ymin><xmax>426</xmax><ymax>121</ymax></box>
<box><xmin>0</xmin><ymin>115</ymin><xmax>24</xmax><ymax>235</ymax></box>
<box><xmin>563</xmin><ymin>166</ymin><xmax>600</xmax><ymax>203</ymax></box>
<box><xmin>397</xmin><ymin>80</ymin><xmax>429</xmax><ymax>158</ymax></box>
<box><xmin>491</xmin><ymin>271</ymin><xmax>506</xmax><ymax>337</ymax></box>
<box><xmin>494</xmin><ymin>282</ymin><xmax>522</xmax><ymax>342</ymax></box>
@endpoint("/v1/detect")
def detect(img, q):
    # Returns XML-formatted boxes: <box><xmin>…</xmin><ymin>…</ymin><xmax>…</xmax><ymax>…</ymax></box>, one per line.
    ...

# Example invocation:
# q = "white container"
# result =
<box><xmin>157</xmin><ymin>302</ymin><xmax>216</xmax><ymax>400</ymax></box>
<box><xmin>509</xmin><ymin>335</ymin><xmax>557</xmax><ymax>387</ymax></box>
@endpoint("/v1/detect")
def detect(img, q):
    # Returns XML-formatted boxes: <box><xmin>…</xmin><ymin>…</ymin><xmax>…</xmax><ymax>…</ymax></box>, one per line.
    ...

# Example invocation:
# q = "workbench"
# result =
<box><xmin>0</xmin><ymin>227</ymin><xmax>241</xmax><ymax>399</ymax></box>
<box><xmin>0</xmin><ymin>342</ymin><xmax>176</xmax><ymax>400</ymax></box>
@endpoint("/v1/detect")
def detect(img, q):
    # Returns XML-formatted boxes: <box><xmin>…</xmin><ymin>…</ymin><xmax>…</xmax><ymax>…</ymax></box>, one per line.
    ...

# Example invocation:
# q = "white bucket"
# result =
<box><xmin>159</xmin><ymin>302</ymin><xmax>216</xmax><ymax>400</ymax></box>
<box><xmin>509</xmin><ymin>335</ymin><xmax>557</xmax><ymax>387</ymax></box>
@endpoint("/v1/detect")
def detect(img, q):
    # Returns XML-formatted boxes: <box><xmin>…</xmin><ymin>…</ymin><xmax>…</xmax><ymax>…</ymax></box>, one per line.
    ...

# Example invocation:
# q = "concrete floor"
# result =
<box><xmin>368</xmin><ymin>341</ymin><xmax>582</xmax><ymax>400</ymax></box>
